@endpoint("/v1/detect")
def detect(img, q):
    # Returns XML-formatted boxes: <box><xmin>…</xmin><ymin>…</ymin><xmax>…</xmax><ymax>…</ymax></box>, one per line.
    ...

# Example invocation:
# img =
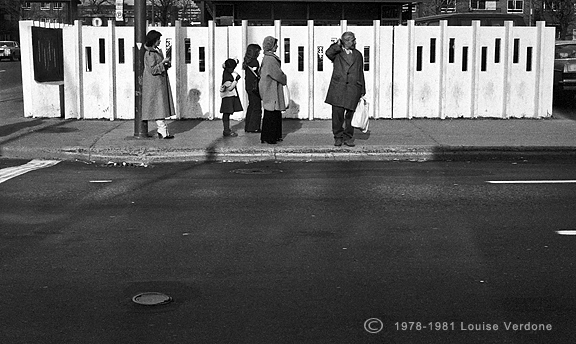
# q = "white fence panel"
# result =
<box><xmin>81</xmin><ymin>26</ymin><xmax>112</xmax><ymax>119</ymax></box>
<box><xmin>179</xmin><ymin>26</ymin><xmax>210</xmax><ymax>119</ymax></box>
<box><xmin>20</xmin><ymin>20</ymin><xmax>555</xmax><ymax>121</ymax></box>
<box><xmin>474</xmin><ymin>26</ymin><xmax>507</xmax><ymax>118</ymax></box>
<box><xmin>444</xmin><ymin>25</ymin><xmax>474</xmax><ymax>118</ymax></box>
<box><xmin>312</xmin><ymin>26</ymin><xmax>339</xmax><ymax>120</ymax></box>
<box><xmin>114</xmin><ymin>27</ymin><xmax>135</xmax><ymax>120</ymax></box>
<box><xmin>349</xmin><ymin>24</ymin><xmax>376</xmax><ymax>119</ymax></box>
<box><xmin>277</xmin><ymin>25</ymin><xmax>308</xmax><ymax>119</ymax></box>
<box><xmin>377</xmin><ymin>25</ymin><xmax>394</xmax><ymax>119</ymax></box>
<box><xmin>412</xmin><ymin>25</ymin><xmax>442</xmax><ymax>118</ymax></box>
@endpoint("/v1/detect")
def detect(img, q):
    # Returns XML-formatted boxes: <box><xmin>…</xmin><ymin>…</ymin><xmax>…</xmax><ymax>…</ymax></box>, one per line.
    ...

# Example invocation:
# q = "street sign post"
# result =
<box><xmin>134</xmin><ymin>0</ymin><xmax>148</xmax><ymax>137</ymax></box>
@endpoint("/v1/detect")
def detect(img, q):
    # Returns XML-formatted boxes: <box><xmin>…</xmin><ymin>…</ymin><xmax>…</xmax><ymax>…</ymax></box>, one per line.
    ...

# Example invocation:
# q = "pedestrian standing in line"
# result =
<box><xmin>219</xmin><ymin>58</ymin><xmax>243</xmax><ymax>137</ymax></box>
<box><xmin>259</xmin><ymin>36</ymin><xmax>287</xmax><ymax>145</ymax></box>
<box><xmin>142</xmin><ymin>30</ymin><xmax>175</xmax><ymax>139</ymax></box>
<box><xmin>243</xmin><ymin>43</ymin><xmax>263</xmax><ymax>133</ymax></box>
<box><xmin>325</xmin><ymin>31</ymin><xmax>366</xmax><ymax>147</ymax></box>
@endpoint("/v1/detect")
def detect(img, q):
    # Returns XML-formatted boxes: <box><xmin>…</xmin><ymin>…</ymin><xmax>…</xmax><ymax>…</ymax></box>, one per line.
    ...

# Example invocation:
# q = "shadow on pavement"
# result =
<box><xmin>169</xmin><ymin>119</ymin><xmax>204</xmax><ymax>135</ymax></box>
<box><xmin>0</xmin><ymin>119</ymin><xmax>45</xmax><ymax>137</ymax></box>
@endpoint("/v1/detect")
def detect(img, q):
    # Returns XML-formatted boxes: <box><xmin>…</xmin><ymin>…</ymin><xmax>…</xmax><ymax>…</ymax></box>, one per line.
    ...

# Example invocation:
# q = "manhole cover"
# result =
<box><xmin>232</xmin><ymin>168</ymin><xmax>279</xmax><ymax>175</ymax></box>
<box><xmin>132</xmin><ymin>292</ymin><xmax>172</xmax><ymax>306</ymax></box>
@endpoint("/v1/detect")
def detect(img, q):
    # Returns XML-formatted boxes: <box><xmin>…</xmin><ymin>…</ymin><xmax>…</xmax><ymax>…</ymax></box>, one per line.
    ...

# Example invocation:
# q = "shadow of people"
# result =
<box><xmin>182</xmin><ymin>89</ymin><xmax>205</xmax><ymax>119</ymax></box>
<box><xmin>280</xmin><ymin>99</ymin><xmax>303</xmax><ymax>140</ymax></box>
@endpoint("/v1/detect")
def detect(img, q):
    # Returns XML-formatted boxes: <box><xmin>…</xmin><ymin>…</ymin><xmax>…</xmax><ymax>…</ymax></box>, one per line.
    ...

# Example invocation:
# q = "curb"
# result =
<box><xmin>3</xmin><ymin>145</ymin><xmax>576</xmax><ymax>163</ymax></box>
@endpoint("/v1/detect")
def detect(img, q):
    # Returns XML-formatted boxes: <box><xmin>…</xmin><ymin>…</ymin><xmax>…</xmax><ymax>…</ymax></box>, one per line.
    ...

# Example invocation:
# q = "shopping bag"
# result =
<box><xmin>283</xmin><ymin>84</ymin><xmax>290</xmax><ymax>109</ymax></box>
<box><xmin>352</xmin><ymin>96</ymin><xmax>369</xmax><ymax>133</ymax></box>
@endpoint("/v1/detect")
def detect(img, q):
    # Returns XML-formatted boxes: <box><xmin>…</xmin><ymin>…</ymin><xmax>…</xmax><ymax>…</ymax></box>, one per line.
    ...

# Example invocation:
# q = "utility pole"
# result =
<box><xmin>134</xmin><ymin>0</ymin><xmax>148</xmax><ymax>137</ymax></box>
<box><xmin>529</xmin><ymin>0</ymin><xmax>533</xmax><ymax>26</ymax></box>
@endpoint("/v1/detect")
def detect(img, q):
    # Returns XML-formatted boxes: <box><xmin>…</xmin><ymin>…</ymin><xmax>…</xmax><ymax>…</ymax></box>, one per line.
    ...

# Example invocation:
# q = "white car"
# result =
<box><xmin>0</xmin><ymin>41</ymin><xmax>21</xmax><ymax>61</ymax></box>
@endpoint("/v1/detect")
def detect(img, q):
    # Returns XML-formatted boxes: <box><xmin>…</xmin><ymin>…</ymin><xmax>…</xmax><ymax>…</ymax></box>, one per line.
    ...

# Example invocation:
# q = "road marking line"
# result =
<box><xmin>487</xmin><ymin>180</ymin><xmax>576</xmax><ymax>184</ymax></box>
<box><xmin>89</xmin><ymin>180</ymin><xmax>112</xmax><ymax>183</ymax></box>
<box><xmin>556</xmin><ymin>230</ymin><xmax>576</xmax><ymax>236</ymax></box>
<box><xmin>0</xmin><ymin>159</ymin><xmax>61</xmax><ymax>184</ymax></box>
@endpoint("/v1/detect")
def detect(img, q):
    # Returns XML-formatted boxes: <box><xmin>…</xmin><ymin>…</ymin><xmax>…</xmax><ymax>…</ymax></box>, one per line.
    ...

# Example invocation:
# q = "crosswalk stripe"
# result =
<box><xmin>0</xmin><ymin>159</ymin><xmax>61</xmax><ymax>184</ymax></box>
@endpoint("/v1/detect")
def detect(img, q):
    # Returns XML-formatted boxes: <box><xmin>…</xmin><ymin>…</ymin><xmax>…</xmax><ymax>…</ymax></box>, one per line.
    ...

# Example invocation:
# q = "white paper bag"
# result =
<box><xmin>352</xmin><ymin>96</ymin><xmax>369</xmax><ymax>133</ymax></box>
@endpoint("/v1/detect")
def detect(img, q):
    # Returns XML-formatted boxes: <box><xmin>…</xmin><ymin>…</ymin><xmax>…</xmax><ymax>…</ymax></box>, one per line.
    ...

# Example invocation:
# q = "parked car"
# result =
<box><xmin>0</xmin><ymin>41</ymin><xmax>21</xmax><ymax>61</ymax></box>
<box><xmin>554</xmin><ymin>41</ymin><xmax>576</xmax><ymax>96</ymax></box>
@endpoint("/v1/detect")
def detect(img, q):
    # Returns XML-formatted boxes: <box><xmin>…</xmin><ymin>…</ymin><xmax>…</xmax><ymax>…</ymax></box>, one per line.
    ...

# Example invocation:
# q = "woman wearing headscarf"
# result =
<box><xmin>258</xmin><ymin>36</ymin><xmax>287</xmax><ymax>145</ymax></box>
<box><xmin>142</xmin><ymin>30</ymin><xmax>175</xmax><ymax>139</ymax></box>
<box><xmin>243</xmin><ymin>43</ymin><xmax>262</xmax><ymax>133</ymax></box>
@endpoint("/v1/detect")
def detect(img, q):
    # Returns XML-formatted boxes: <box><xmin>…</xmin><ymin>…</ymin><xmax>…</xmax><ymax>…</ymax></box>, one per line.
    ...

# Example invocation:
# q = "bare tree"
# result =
<box><xmin>418</xmin><ymin>0</ymin><xmax>456</xmax><ymax>16</ymax></box>
<box><xmin>82</xmin><ymin>0</ymin><xmax>114</xmax><ymax>16</ymax></box>
<box><xmin>0</xmin><ymin>0</ymin><xmax>23</xmax><ymax>19</ymax></box>
<box><xmin>149</xmin><ymin>0</ymin><xmax>197</xmax><ymax>26</ymax></box>
<box><xmin>539</xmin><ymin>0</ymin><xmax>576</xmax><ymax>39</ymax></box>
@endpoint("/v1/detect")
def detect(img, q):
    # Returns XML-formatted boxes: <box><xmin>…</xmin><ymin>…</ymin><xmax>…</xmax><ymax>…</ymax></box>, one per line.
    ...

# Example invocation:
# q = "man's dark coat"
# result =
<box><xmin>324</xmin><ymin>42</ymin><xmax>366</xmax><ymax>110</ymax></box>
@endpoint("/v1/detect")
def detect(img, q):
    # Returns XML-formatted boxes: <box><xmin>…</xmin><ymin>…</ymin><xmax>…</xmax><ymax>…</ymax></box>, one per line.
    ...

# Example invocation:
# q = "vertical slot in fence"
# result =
<box><xmin>185</xmin><ymin>38</ymin><xmax>191</xmax><ymax>64</ymax></box>
<box><xmin>298</xmin><ymin>46</ymin><xmax>304</xmax><ymax>71</ymax></box>
<box><xmin>462</xmin><ymin>46</ymin><xmax>468</xmax><ymax>71</ymax></box>
<box><xmin>513</xmin><ymin>38</ymin><xmax>520</xmax><ymax>63</ymax></box>
<box><xmin>364</xmin><ymin>46</ymin><xmax>370</xmax><ymax>71</ymax></box>
<box><xmin>526</xmin><ymin>46</ymin><xmax>533</xmax><ymax>71</ymax></box>
<box><xmin>481</xmin><ymin>46</ymin><xmax>487</xmax><ymax>72</ymax></box>
<box><xmin>284</xmin><ymin>38</ymin><xmax>290</xmax><ymax>63</ymax></box>
<box><xmin>85</xmin><ymin>47</ymin><xmax>92</xmax><ymax>72</ymax></box>
<box><xmin>199</xmin><ymin>47</ymin><xmax>205</xmax><ymax>72</ymax></box>
<box><xmin>317</xmin><ymin>46</ymin><xmax>323</xmax><ymax>71</ymax></box>
<box><xmin>99</xmin><ymin>38</ymin><xmax>105</xmax><ymax>64</ymax></box>
<box><xmin>494</xmin><ymin>38</ymin><xmax>501</xmax><ymax>63</ymax></box>
<box><xmin>449</xmin><ymin>38</ymin><xmax>455</xmax><ymax>63</ymax></box>
<box><xmin>430</xmin><ymin>38</ymin><xmax>436</xmax><ymax>63</ymax></box>
<box><xmin>118</xmin><ymin>38</ymin><xmax>125</xmax><ymax>64</ymax></box>
<box><xmin>416</xmin><ymin>46</ymin><xmax>423</xmax><ymax>71</ymax></box>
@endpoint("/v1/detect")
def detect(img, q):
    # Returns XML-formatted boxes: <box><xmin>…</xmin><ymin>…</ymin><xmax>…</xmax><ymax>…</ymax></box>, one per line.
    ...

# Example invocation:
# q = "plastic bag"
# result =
<box><xmin>352</xmin><ymin>96</ymin><xmax>369</xmax><ymax>133</ymax></box>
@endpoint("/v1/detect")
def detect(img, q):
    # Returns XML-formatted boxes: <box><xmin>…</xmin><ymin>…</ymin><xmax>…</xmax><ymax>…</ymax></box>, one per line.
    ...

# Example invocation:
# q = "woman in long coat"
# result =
<box><xmin>142</xmin><ymin>30</ymin><xmax>176</xmax><ymax>139</ymax></box>
<box><xmin>243</xmin><ymin>43</ymin><xmax>262</xmax><ymax>133</ymax></box>
<box><xmin>258</xmin><ymin>36</ymin><xmax>287</xmax><ymax>144</ymax></box>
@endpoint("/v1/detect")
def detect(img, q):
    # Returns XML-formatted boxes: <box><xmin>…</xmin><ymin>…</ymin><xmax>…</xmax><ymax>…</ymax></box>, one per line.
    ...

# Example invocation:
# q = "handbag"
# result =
<box><xmin>283</xmin><ymin>84</ymin><xmax>290</xmax><ymax>109</ymax></box>
<box><xmin>352</xmin><ymin>96</ymin><xmax>369</xmax><ymax>133</ymax></box>
<box><xmin>246</xmin><ymin>66</ymin><xmax>260</xmax><ymax>98</ymax></box>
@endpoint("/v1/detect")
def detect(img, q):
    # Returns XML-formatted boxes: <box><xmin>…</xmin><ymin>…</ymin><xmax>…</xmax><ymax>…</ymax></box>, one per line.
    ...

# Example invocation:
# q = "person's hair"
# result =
<box><xmin>262</xmin><ymin>36</ymin><xmax>278</xmax><ymax>53</ymax></box>
<box><xmin>222</xmin><ymin>58</ymin><xmax>237</xmax><ymax>84</ymax></box>
<box><xmin>243</xmin><ymin>44</ymin><xmax>262</xmax><ymax>70</ymax></box>
<box><xmin>341</xmin><ymin>31</ymin><xmax>355</xmax><ymax>41</ymax></box>
<box><xmin>145</xmin><ymin>30</ymin><xmax>162</xmax><ymax>47</ymax></box>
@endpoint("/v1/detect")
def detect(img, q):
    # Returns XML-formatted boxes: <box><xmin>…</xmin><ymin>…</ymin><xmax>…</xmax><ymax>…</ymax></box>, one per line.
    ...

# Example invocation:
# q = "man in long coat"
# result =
<box><xmin>325</xmin><ymin>31</ymin><xmax>366</xmax><ymax>147</ymax></box>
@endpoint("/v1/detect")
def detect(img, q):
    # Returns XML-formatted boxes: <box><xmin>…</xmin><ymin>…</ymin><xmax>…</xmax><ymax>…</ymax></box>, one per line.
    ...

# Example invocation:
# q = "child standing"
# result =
<box><xmin>219</xmin><ymin>58</ymin><xmax>243</xmax><ymax>137</ymax></box>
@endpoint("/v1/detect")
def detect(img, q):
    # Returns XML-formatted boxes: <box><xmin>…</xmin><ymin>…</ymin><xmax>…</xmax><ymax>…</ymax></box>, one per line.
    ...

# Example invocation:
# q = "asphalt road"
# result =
<box><xmin>1</xmin><ymin>159</ymin><xmax>575</xmax><ymax>343</ymax></box>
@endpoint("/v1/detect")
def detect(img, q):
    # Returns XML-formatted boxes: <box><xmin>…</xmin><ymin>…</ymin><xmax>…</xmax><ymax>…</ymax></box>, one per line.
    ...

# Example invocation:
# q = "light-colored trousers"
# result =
<box><xmin>156</xmin><ymin>120</ymin><xmax>169</xmax><ymax>137</ymax></box>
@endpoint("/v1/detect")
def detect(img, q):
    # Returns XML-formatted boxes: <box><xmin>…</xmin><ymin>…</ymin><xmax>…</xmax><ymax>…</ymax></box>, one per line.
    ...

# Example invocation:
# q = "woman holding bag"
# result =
<box><xmin>258</xmin><ymin>36</ymin><xmax>287</xmax><ymax>145</ymax></box>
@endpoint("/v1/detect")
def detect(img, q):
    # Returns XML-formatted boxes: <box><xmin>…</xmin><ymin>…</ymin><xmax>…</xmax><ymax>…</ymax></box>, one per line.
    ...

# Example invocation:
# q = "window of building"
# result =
<box><xmin>40</xmin><ymin>2</ymin><xmax>50</xmax><ymax>10</ymax></box>
<box><xmin>507</xmin><ymin>0</ymin><xmax>523</xmax><ymax>13</ymax></box>
<box><xmin>470</xmin><ymin>1</ymin><xmax>497</xmax><ymax>10</ymax></box>
<box><xmin>53</xmin><ymin>2</ymin><xmax>63</xmax><ymax>10</ymax></box>
<box><xmin>438</xmin><ymin>0</ymin><xmax>456</xmax><ymax>13</ymax></box>
<box><xmin>22</xmin><ymin>2</ymin><xmax>31</xmax><ymax>9</ymax></box>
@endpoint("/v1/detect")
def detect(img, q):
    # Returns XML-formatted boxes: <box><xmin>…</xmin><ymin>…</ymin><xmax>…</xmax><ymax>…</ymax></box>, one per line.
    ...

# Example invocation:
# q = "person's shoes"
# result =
<box><xmin>246</xmin><ymin>129</ymin><xmax>261</xmax><ymax>133</ymax></box>
<box><xmin>277</xmin><ymin>137</ymin><xmax>283</xmax><ymax>142</ymax></box>
<box><xmin>261</xmin><ymin>140</ymin><xmax>277</xmax><ymax>144</ymax></box>
<box><xmin>158</xmin><ymin>133</ymin><xmax>175</xmax><ymax>139</ymax></box>
<box><xmin>343</xmin><ymin>140</ymin><xmax>356</xmax><ymax>147</ymax></box>
<box><xmin>334</xmin><ymin>138</ymin><xmax>343</xmax><ymax>147</ymax></box>
<box><xmin>223</xmin><ymin>131</ymin><xmax>238</xmax><ymax>137</ymax></box>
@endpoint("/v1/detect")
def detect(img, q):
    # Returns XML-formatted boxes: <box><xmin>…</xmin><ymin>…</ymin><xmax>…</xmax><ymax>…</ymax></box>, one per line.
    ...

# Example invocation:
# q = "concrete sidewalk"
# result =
<box><xmin>2</xmin><ymin>86</ymin><xmax>576</xmax><ymax>163</ymax></box>
<box><xmin>2</xmin><ymin>114</ymin><xmax>576</xmax><ymax>163</ymax></box>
